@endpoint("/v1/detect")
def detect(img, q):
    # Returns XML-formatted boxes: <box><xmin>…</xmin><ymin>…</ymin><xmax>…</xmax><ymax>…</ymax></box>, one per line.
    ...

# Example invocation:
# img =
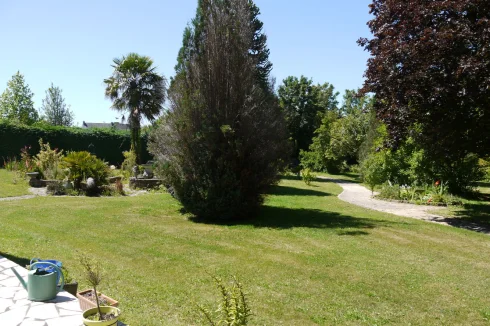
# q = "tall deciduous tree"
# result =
<box><xmin>278</xmin><ymin>76</ymin><xmax>338</xmax><ymax>157</ymax></box>
<box><xmin>40</xmin><ymin>83</ymin><xmax>74</xmax><ymax>126</ymax></box>
<box><xmin>104</xmin><ymin>53</ymin><xmax>166</xmax><ymax>163</ymax></box>
<box><xmin>149</xmin><ymin>0</ymin><xmax>288</xmax><ymax>220</ymax></box>
<box><xmin>300</xmin><ymin>90</ymin><xmax>373</xmax><ymax>173</ymax></box>
<box><xmin>0</xmin><ymin>71</ymin><xmax>38</xmax><ymax>125</ymax></box>
<box><xmin>358</xmin><ymin>0</ymin><xmax>490</xmax><ymax>160</ymax></box>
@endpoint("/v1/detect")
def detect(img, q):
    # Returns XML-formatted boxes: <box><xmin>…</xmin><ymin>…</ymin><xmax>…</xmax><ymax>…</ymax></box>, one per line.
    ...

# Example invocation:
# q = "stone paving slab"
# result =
<box><xmin>0</xmin><ymin>256</ymin><xmax>83</xmax><ymax>326</ymax></box>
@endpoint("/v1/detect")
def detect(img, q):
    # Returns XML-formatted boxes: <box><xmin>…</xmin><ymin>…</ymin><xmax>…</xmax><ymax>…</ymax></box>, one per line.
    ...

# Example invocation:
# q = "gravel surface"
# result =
<box><xmin>322</xmin><ymin>177</ymin><xmax>490</xmax><ymax>234</ymax></box>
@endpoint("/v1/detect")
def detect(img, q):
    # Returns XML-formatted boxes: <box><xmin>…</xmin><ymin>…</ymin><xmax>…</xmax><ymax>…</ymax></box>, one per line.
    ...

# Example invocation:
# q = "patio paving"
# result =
<box><xmin>0</xmin><ymin>255</ymin><xmax>83</xmax><ymax>326</ymax></box>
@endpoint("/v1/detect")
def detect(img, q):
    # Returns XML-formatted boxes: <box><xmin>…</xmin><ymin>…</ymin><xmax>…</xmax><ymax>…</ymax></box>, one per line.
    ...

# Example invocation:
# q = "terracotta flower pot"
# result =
<box><xmin>77</xmin><ymin>289</ymin><xmax>119</xmax><ymax>311</ymax></box>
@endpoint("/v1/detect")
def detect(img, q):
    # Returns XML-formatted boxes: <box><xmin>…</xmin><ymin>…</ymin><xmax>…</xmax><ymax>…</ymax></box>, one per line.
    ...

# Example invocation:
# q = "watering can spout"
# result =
<box><xmin>11</xmin><ymin>267</ymin><xmax>27</xmax><ymax>290</ymax></box>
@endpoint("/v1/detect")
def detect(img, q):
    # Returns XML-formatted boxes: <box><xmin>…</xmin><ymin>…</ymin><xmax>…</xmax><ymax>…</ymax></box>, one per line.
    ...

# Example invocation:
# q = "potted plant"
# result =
<box><xmin>78</xmin><ymin>255</ymin><xmax>120</xmax><ymax>325</ymax></box>
<box><xmin>62</xmin><ymin>266</ymin><xmax>78</xmax><ymax>297</ymax></box>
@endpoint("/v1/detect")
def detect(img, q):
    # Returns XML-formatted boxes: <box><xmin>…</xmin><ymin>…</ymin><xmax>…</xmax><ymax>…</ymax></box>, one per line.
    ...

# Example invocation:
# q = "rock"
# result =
<box><xmin>143</xmin><ymin>170</ymin><xmax>154</xmax><ymax>179</ymax></box>
<box><xmin>86</xmin><ymin>177</ymin><xmax>96</xmax><ymax>189</ymax></box>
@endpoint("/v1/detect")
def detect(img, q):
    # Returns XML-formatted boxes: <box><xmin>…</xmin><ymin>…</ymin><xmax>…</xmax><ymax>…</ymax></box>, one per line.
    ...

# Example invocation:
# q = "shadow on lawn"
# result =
<box><xmin>190</xmin><ymin>205</ymin><xmax>395</xmax><ymax>232</ymax></box>
<box><xmin>266</xmin><ymin>185</ymin><xmax>331</xmax><ymax>197</ymax></box>
<box><xmin>0</xmin><ymin>251</ymin><xmax>30</xmax><ymax>268</ymax></box>
<box><xmin>315</xmin><ymin>176</ymin><xmax>363</xmax><ymax>185</ymax></box>
<box><xmin>438</xmin><ymin>202</ymin><xmax>490</xmax><ymax>233</ymax></box>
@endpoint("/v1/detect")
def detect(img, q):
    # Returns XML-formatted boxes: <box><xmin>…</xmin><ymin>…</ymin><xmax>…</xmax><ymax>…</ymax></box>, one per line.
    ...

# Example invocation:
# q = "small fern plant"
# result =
<box><xmin>198</xmin><ymin>276</ymin><xmax>251</xmax><ymax>326</ymax></box>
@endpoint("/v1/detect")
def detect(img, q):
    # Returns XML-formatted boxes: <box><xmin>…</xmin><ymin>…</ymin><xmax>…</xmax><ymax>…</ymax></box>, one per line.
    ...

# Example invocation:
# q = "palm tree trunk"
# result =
<box><xmin>130</xmin><ymin>115</ymin><xmax>142</xmax><ymax>164</ymax></box>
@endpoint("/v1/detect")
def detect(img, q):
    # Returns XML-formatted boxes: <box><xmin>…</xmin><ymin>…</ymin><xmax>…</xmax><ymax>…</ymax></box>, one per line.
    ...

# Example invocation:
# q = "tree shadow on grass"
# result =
<box><xmin>0</xmin><ymin>251</ymin><xmax>30</xmax><ymax>268</ymax></box>
<box><xmin>437</xmin><ymin>202</ymin><xmax>490</xmax><ymax>234</ymax></box>
<box><xmin>189</xmin><ymin>205</ymin><xmax>397</xmax><ymax>232</ymax></box>
<box><xmin>266</xmin><ymin>185</ymin><xmax>331</xmax><ymax>197</ymax></box>
<box><xmin>280</xmin><ymin>175</ymin><xmax>302</xmax><ymax>181</ymax></box>
<box><xmin>315</xmin><ymin>177</ymin><xmax>357</xmax><ymax>184</ymax></box>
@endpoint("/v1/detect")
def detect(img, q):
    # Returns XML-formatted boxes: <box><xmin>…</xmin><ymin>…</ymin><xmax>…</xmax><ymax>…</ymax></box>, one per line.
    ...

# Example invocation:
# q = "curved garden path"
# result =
<box><xmin>320</xmin><ymin>177</ymin><xmax>490</xmax><ymax>234</ymax></box>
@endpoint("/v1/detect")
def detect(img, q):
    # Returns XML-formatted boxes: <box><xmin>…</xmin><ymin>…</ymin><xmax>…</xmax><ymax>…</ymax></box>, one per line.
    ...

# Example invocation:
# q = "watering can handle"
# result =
<box><xmin>30</xmin><ymin>262</ymin><xmax>65</xmax><ymax>293</ymax></box>
<box><xmin>30</xmin><ymin>258</ymin><xmax>40</xmax><ymax>266</ymax></box>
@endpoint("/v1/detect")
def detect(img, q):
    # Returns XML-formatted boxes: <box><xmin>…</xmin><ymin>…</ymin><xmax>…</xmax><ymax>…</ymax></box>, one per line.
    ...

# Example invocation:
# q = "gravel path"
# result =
<box><xmin>0</xmin><ymin>188</ymin><xmax>47</xmax><ymax>202</ymax></box>
<box><xmin>0</xmin><ymin>194</ymin><xmax>36</xmax><ymax>202</ymax></box>
<box><xmin>322</xmin><ymin>177</ymin><xmax>490</xmax><ymax>234</ymax></box>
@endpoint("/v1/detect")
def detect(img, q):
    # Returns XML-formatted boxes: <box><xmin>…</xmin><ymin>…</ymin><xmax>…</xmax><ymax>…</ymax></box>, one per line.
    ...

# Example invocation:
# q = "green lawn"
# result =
<box><xmin>0</xmin><ymin>169</ymin><xmax>30</xmax><ymax>198</ymax></box>
<box><xmin>434</xmin><ymin>182</ymin><xmax>490</xmax><ymax>229</ymax></box>
<box><xmin>1</xmin><ymin>177</ymin><xmax>490</xmax><ymax>325</ymax></box>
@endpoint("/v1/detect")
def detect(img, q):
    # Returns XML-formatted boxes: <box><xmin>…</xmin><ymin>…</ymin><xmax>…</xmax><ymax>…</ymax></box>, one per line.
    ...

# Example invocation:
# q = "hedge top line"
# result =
<box><xmin>0</xmin><ymin>120</ymin><xmax>152</xmax><ymax>165</ymax></box>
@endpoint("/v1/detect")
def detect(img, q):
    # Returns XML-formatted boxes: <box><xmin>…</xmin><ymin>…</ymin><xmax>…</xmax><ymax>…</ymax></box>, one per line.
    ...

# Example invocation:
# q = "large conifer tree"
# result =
<box><xmin>150</xmin><ymin>0</ymin><xmax>289</xmax><ymax>220</ymax></box>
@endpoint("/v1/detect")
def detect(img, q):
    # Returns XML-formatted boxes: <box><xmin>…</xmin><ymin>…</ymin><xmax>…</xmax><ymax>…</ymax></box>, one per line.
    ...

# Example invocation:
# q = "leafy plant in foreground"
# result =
<box><xmin>198</xmin><ymin>276</ymin><xmax>251</xmax><ymax>326</ymax></box>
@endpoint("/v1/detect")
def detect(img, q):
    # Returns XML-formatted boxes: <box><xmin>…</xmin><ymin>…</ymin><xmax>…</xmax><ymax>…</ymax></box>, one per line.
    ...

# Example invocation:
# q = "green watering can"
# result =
<box><xmin>12</xmin><ymin>262</ymin><xmax>65</xmax><ymax>301</ymax></box>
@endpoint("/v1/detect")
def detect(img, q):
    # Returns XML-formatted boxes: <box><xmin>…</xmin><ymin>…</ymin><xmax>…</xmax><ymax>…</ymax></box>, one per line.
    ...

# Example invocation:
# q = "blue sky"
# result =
<box><xmin>0</xmin><ymin>0</ymin><xmax>372</xmax><ymax>126</ymax></box>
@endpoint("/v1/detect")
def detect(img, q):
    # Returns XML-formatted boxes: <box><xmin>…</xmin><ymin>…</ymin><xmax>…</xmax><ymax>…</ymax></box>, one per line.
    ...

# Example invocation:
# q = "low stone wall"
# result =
<box><xmin>129</xmin><ymin>178</ymin><xmax>164</xmax><ymax>190</ymax></box>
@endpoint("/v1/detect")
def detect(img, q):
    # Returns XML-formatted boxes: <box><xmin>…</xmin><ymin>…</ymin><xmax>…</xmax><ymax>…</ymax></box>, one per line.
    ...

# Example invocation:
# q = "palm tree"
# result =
<box><xmin>104</xmin><ymin>53</ymin><xmax>166</xmax><ymax>163</ymax></box>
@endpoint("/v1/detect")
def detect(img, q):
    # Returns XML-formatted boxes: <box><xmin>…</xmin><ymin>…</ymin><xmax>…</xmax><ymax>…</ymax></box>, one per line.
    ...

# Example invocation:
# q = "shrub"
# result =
<box><xmin>46</xmin><ymin>181</ymin><xmax>66</xmax><ymax>196</ymax></box>
<box><xmin>378</xmin><ymin>183</ymin><xmax>401</xmax><ymax>200</ymax></box>
<box><xmin>377</xmin><ymin>181</ymin><xmax>464</xmax><ymax>206</ymax></box>
<box><xmin>121</xmin><ymin>150</ymin><xmax>137</xmax><ymax>176</ymax></box>
<box><xmin>19</xmin><ymin>145</ymin><xmax>35</xmax><ymax>174</ymax></box>
<box><xmin>62</xmin><ymin>151</ymin><xmax>109</xmax><ymax>189</ymax></box>
<box><xmin>34</xmin><ymin>139</ymin><xmax>65</xmax><ymax>179</ymax></box>
<box><xmin>480</xmin><ymin>158</ymin><xmax>490</xmax><ymax>181</ymax></box>
<box><xmin>360</xmin><ymin>153</ymin><xmax>387</xmax><ymax>193</ymax></box>
<box><xmin>441</xmin><ymin>153</ymin><xmax>484</xmax><ymax>193</ymax></box>
<box><xmin>301</xmin><ymin>168</ymin><xmax>317</xmax><ymax>186</ymax></box>
<box><xmin>3</xmin><ymin>157</ymin><xmax>19</xmax><ymax>171</ymax></box>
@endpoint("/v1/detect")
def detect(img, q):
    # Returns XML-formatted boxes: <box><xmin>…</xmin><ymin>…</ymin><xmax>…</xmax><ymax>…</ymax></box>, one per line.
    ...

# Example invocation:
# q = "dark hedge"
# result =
<box><xmin>0</xmin><ymin>121</ymin><xmax>151</xmax><ymax>165</ymax></box>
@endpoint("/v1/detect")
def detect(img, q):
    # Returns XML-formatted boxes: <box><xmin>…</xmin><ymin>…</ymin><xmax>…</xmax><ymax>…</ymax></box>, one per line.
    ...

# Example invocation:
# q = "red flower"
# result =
<box><xmin>435</xmin><ymin>180</ymin><xmax>440</xmax><ymax>186</ymax></box>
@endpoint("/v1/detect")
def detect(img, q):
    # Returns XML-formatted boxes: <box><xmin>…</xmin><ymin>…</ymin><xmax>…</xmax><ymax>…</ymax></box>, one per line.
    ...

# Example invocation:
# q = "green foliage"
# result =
<box><xmin>62</xmin><ymin>151</ymin><xmax>109</xmax><ymax>189</ymax></box>
<box><xmin>198</xmin><ymin>276</ymin><xmax>251</xmax><ymax>326</ymax></box>
<box><xmin>46</xmin><ymin>181</ymin><xmax>66</xmax><ymax>195</ymax></box>
<box><xmin>40</xmin><ymin>83</ymin><xmax>74</xmax><ymax>126</ymax></box>
<box><xmin>61</xmin><ymin>266</ymin><xmax>73</xmax><ymax>284</ymax></box>
<box><xmin>360</xmin><ymin>153</ymin><xmax>387</xmax><ymax>193</ymax></box>
<box><xmin>359</xmin><ymin>129</ymin><xmax>484</xmax><ymax>194</ymax></box>
<box><xmin>299</xmin><ymin>91</ymin><xmax>373</xmax><ymax>174</ymax></box>
<box><xmin>301</xmin><ymin>168</ymin><xmax>317</xmax><ymax>186</ymax></box>
<box><xmin>0</xmin><ymin>71</ymin><xmax>38</xmax><ymax>125</ymax></box>
<box><xmin>2</xmin><ymin>157</ymin><xmax>18</xmax><ymax>171</ymax></box>
<box><xmin>480</xmin><ymin>158</ymin><xmax>490</xmax><ymax>181</ymax></box>
<box><xmin>34</xmin><ymin>139</ymin><xmax>65</xmax><ymax>179</ymax></box>
<box><xmin>121</xmin><ymin>150</ymin><xmax>137</xmax><ymax>174</ymax></box>
<box><xmin>0</xmin><ymin>120</ymin><xmax>151</xmax><ymax>165</ymax></box>
<box><xmin>278</xmin><ymin>76</ymin><xmax>339</xmax><ymax>156</ymax></box>
<box><xmin>104</xmin><ymin>53</ymin><xmax>166</xmax><ymax>163</ymax></box>
<box><xmin>377</xmin><ymin>182</ymin><xmax>464</xmax><ymax>206</ymax></box>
